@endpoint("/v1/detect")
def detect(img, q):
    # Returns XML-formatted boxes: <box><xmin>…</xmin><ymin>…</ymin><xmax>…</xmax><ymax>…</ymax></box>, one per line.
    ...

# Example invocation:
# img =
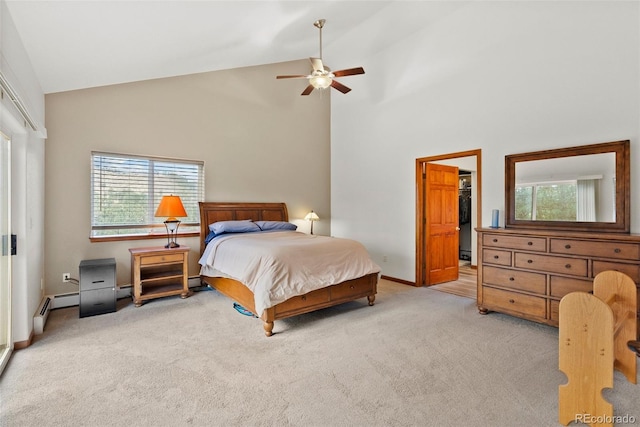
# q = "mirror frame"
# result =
<box><xmin>505</xmin><ymin>140</ymin><xmax>630</xmax><ymax>233</ymax></box>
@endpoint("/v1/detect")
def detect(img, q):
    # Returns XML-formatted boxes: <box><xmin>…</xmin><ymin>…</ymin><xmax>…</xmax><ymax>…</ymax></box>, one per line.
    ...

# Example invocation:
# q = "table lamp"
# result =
<box><xmin>155</xmin><ymin>195</ymin><xmax>187</xmax><ymax>248</ymax></box>
<box><xmin>304</xmin><ymin>210</ymin><xmax>320</xmax><ymax>235</ymax></box>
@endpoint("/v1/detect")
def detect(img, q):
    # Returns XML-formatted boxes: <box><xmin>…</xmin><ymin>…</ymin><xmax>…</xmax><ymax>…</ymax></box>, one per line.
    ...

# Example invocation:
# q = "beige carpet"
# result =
<box><xmin>1</xmin><ymin>279</ymin><xmax>638</xmax><ymax>426</ymax></box>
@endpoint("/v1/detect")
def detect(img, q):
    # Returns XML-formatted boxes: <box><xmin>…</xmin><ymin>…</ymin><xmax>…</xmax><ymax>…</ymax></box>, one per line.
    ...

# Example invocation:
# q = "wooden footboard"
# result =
<box><xmin>198</xmin><ymin>202</ymin><xmax>378</xmax><ymax>336</ymax></box>
<box><xmin>200</xmin><ymin>273</ymin><xmax>378</xmax><ymax>336</ymax></box>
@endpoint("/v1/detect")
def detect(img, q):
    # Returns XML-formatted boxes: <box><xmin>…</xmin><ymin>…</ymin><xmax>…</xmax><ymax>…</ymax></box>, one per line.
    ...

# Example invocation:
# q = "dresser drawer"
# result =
<box><xmin>549</xmin><ymin>276</ymin><xmax>592</xmax><ymax>298</ymax></box>
<box><xmin>592</xmin><ymin>261</ymin><xmax>640</xmax><ymax>283</ymax></box>
<box><xmin>140</xmin><ymin>253</ymin><xmax>184</xmax><ymax>265</ymax></box>
<box><xmin>550</xmin><ymin>238</ymin><xmax>640</xmax><ymax>261</ymax></box>
<box><xmin>483</xmin><ymin>266</ymin><xmax>546</xmax><ymax>294</ymax></box>
<box><xmin>482</xmin><ymin>287</ymin><xmax>546</xmax><ymax>319</ymax></box>
<box><xmin>482</xmin><ymin>249</ymin><xmax>512</xmax><ymax>266</ymax></box>
<box><xmin>483</xmin><ymin>234</ymin><xmax>546</xmax><ymax>252</ymax></box>
<box><xmin>515</xmin><ymin>252</ymin><xmax>587</xmax><ymax>277</ymax></box>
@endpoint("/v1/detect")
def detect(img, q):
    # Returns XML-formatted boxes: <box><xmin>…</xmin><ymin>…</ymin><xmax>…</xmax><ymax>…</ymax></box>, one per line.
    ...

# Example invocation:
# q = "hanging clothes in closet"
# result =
<box><xmin>459</xmin><ymin>188</ymin><xmax>471</xmax><ymax>225</ymax></box>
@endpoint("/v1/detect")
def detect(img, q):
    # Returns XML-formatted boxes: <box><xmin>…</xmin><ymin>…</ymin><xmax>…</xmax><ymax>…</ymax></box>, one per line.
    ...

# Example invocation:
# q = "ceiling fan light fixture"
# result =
<box><xmin>276</xmin><ymin>19</ymin><xmax>365</xmax><ymax>96</ymax></box>
<box><xmin>309</xmin><ymin>73</ymin><xmax>332</xmax><ymax>89</ymax></box>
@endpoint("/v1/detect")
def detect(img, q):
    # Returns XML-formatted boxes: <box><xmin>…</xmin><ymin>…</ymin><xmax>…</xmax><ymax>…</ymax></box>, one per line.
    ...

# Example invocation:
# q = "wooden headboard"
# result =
<box><xmin>198</xmin><ymin>202</ymin><xmax>289</xmax><ymax>254</ymax></box>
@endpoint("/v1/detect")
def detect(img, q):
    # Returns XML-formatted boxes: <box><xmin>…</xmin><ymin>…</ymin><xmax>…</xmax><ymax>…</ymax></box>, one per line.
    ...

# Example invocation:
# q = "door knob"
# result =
<box><xmin>456</xmin><ymin>227</ymin><xmax>460</xmax><ymax>231</ymax></box>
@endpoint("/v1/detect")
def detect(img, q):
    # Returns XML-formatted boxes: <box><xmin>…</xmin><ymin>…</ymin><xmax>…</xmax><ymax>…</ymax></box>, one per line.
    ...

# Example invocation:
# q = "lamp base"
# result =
<box><xmin>165</xmin><ymin>242</ymin><xmax>180</xmax><ymax>249</ymax></box>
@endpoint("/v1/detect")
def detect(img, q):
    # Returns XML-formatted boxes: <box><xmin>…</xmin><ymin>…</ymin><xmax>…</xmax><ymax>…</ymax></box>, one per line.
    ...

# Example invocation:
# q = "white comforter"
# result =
<box><xmin>198</xmin><ymin>231</ymin><xmax>381</xmax><ymax>317</ymax></box>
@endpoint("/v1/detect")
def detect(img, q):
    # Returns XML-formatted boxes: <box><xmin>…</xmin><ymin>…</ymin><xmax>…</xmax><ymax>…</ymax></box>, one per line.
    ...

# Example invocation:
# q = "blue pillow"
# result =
<box><xmin>255</xmin><ymin>221</ymin><xmax>297</xmax><ymax>231</ymax></box>
<box><xmin>210</xmin><ymin>220</ymin><xmax>261</xmax><ymax>235</ymax></box>
<box><xmin>204</xmin><ymin>230</ymin><xmax>218</xmax><ymax>245</ymax></box>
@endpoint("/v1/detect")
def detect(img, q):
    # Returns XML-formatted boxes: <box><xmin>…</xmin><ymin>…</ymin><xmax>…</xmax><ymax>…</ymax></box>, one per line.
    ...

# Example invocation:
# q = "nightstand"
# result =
<box><xmin>129</xmin><ymin>246</ymin><xmax>190</xmax><ymax>307</ymax></box>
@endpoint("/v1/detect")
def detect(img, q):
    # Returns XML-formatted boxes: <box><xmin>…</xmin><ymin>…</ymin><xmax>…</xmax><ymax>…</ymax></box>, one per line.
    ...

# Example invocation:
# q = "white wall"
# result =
<box><xmin>331</xmin><ymin>1</ymin><xmax>640</xmax><ymax>282</ymax></box>
<box><xmin>0</xmin><ymin>0</ymin><xmax>46</xmax><ymax>344</ymax></box>
<box><xmin>44</xmin><ymin>60</ymin><xmax>330</xmax><ymax>296</ymax></box>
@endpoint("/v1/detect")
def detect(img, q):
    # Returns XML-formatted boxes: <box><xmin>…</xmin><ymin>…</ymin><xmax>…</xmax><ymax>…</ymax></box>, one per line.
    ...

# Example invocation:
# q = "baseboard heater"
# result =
<box><xmin>33</xmin><ymin>295</ymin><xmax>54</xmax><ymax>335</ymax></box>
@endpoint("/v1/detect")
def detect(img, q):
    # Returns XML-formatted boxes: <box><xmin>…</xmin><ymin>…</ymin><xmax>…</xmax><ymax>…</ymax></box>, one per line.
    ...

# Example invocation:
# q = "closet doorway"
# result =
<box><xmin>415</xmin><ymin>149</ymin><xmax>482</xmax><ymax>286</ymax></box>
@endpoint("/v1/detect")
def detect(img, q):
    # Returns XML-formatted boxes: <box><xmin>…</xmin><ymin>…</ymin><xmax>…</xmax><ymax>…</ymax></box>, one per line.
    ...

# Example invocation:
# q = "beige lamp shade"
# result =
<box><xmin>304</xmin><ymin>211</ymin><xmax>319</xmax><ymax>221</ymax></box>
<box><xmin>155</xmin><ymin>195</ymin><xmax>187</xmax><ymax>220</ymax></box>
<box><xmin>305</xmin><ymin>210</ymin><xmax>319</xmax><ymax>235</ymax></box>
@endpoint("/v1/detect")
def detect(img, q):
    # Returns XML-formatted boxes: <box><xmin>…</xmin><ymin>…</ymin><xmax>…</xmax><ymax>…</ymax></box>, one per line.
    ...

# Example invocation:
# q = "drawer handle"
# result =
<box><xmin>301</xmin><ymin>295</ymin><xmax>307</xmax><ymax>301</ymax></box>
<box><xmin>527</xmin><ymin>241</ymin><xmax>533</xmax><ymax>246</ymax></box>
<box><xmin>565</xmin><ymin>264</ymin><xmax>571</xmax><ymax>269</ymax></box>
<box><xmin>494</xmin><ymin>255</ymin><xmax>499</xmax><ymax>259</ymax></box>
<box><xmin>92</xmin><ymin>280</ymin><xmax>105</xmax><ymax>284</ymax></box>
<box><xmin>509</xmin><ymin>277</ymin><xmax>515</xmax><ymax>281</ymax></box>
<box><xmin>349</xmin><ymin>285</ymin><xmax>355</xmax><ymax>289</ymax></box>
<box><xmin>509</xmin><ymin>299</ymin><xmax>515</xmax><ymax>304</ymax></box>
<box><xmin>527</xmin><ymin>259</ymin><xmax>533</xmax><ymax>264</ymax></box>
<box><xmin>493</xmin><ymin>238</ymin><xmax>498</xmax><ymax>243</ymax></box>
<box><xmin>614</xmin><ymin>248</ymin><xmax>621</xmax><ymax>253</ymax></box>
<box><xmin>565</xmin><ymin>244</ymin><xmax>571</xmax><ymax>249</ymax></box>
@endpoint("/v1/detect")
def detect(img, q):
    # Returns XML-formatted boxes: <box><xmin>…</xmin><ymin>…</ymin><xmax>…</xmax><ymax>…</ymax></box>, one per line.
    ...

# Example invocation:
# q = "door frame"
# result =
<box><xmin>0</xmin><ymin>131</ymin><xmax>12</xmax><ymax>375</ymax></box>
<box><xmin>416</xmin><ymin>149</ymin><xmax>482</xmax><ymax>286</ymax></box>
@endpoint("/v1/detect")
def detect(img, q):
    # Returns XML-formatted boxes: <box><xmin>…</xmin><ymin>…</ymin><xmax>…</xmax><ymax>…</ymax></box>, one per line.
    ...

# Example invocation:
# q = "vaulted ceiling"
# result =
<box><xmin>6</xmin><ymin>1</ymin><xmax>461</xmax><ymax>94</ymax></box>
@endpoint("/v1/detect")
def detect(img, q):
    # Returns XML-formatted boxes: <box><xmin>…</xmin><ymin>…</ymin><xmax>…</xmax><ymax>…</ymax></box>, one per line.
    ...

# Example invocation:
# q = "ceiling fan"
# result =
<box><xmin>276</xmin><ymin>19</ymin><xmax>365</xmax><ymax>96</ymax></box>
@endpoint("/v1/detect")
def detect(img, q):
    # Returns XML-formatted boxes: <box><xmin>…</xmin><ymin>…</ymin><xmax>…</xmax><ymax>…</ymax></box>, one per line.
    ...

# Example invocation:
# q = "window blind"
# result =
<box><xmin>91</xmin><ymin>152</ymin><xmax>204</xmax><ymax>238</ymax></box>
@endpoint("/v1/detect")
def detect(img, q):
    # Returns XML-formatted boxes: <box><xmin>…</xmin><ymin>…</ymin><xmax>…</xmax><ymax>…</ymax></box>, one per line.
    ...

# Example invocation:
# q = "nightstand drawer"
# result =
<box><xmin>140</xmin><ymin>253</ymin><xmax>184</xmax><ymax>265</ymax></box>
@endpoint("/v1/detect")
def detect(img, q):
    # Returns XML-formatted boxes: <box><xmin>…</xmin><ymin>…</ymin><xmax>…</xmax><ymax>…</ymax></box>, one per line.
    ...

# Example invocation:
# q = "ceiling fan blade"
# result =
<box><xmin>332</xmin><ymin>67</ymin><xmax>365</xmax><ymax>78</ymax></box>
<box><xmin>310</xmin><ymin>58</ymin><xmax>324</xmax><ymax>72</ymax></box>
<box><xmin>330</xmin><ymin>80</ymin><xmax>351</xmax><ymax>94</ymax></box>
<box><xmin>301</xmin><ymin>85</ymin><xmax>315</xmax><ymax>96</ymax></box>
<box><xmin>276</xmin><ymin>75</ymin><xmax>308</xmax><ymax>79</ymax></box>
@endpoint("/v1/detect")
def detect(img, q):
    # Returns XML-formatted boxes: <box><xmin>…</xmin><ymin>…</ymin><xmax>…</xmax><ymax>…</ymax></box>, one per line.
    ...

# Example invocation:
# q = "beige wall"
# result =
<box><xmin>44</xmin><ymin>60</ymin><xmax>330</xmax><ymax>295</ymax></box>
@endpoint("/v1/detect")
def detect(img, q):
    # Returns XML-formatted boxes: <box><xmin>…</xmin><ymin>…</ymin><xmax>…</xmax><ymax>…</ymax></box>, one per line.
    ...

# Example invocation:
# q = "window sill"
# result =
<box><xmin>89</xmin><ymin>231</ymin><xmax>200</xmax><ymax>243</ymax></box>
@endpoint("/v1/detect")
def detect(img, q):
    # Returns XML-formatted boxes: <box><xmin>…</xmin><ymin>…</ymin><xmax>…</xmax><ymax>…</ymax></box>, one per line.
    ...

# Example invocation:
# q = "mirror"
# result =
<box><xmin>505</xmin><ymin>140</ymin><xmax>630</xmax><ymax>233</ymax></box>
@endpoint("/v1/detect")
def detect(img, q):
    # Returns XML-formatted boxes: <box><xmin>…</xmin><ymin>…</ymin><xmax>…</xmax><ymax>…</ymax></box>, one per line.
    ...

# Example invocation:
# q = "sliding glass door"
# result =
<box><xmin>0</xmin><ymin>131</ymin><xmax>12</xmax><ymax>375</ymax></box>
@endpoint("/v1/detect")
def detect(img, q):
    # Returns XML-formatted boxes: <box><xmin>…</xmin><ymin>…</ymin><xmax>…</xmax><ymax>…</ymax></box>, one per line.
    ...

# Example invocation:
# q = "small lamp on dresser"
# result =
<box><xmin>304</xmin><ymin>210</ymin><xmax>320</xmax><ymax>235</ymax></box>
<box><xmin>155</xmin><ymin>195</ymin><xmax>187</xmax><ymax>248</ymax></box>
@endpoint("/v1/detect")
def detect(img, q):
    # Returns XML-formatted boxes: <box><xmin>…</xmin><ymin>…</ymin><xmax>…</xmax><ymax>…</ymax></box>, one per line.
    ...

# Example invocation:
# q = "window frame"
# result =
<box><xmin>89</xmin><ymin>151</ymin><xmax>204</xmax><ymax>243</ymax></box>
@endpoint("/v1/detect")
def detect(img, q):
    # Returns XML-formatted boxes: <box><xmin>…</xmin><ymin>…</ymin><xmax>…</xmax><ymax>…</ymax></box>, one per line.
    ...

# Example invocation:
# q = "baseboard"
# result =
<box><xmin>380</xmin><ymin>275</ymin><xmax>416</xmax><ymax>286</ymax></box>
<box><xmin>51</xmin><ymin>277</ymin><xmax>203</xmax><ymax>309</ymax></box>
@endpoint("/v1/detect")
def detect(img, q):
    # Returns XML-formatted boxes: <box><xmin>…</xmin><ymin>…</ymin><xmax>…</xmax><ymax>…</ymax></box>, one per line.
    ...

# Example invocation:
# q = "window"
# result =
<box><xmin>515</xmin><ymin>181</ymin><xmax>577</xmax><ymax>221</ymax></box>
<box><xmin>91</xmin><ymin>152</ymin><xmax>204</xmax><ymax>239</ymax></box>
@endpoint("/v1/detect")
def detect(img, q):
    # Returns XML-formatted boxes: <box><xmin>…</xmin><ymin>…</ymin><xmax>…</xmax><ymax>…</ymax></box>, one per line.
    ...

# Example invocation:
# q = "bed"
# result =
<box><xmin>198</xmin><ymin>202</ymin><xmax>380</xmax><ymax>336</ymax></box>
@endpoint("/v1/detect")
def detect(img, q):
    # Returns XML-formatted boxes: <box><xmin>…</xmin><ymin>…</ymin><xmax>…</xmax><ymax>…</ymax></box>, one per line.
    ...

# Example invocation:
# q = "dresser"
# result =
<box><xmin>476</xmin><ymin>227</ymin><xmax>640</xmax><ymax>336</ymax></box>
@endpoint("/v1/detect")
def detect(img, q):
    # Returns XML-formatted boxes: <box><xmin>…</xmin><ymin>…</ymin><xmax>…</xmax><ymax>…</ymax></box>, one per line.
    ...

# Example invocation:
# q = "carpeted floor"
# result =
<box><xmin>1</xmin><ymin>279</ymin><xmax>638</xmax><ymax>426</ymax></box>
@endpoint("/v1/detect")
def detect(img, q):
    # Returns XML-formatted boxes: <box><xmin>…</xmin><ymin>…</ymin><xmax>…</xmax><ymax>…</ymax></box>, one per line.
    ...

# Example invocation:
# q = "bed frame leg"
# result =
<box><xmin>263</xmin><ymin>321</ymin><xmax>274</xmax><ymax>337</ymax></box>
<box><xmin>367</xmin><ymin>294</ymin><xmax>376</xmax><ymax>306</ymax></box>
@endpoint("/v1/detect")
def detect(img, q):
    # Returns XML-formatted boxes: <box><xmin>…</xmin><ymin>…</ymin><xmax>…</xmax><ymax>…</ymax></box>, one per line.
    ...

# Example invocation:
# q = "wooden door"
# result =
<box><xmin>426</xmin><ymin>163</ymin><xmax>459</xmax><ymax>285</ymax></box>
